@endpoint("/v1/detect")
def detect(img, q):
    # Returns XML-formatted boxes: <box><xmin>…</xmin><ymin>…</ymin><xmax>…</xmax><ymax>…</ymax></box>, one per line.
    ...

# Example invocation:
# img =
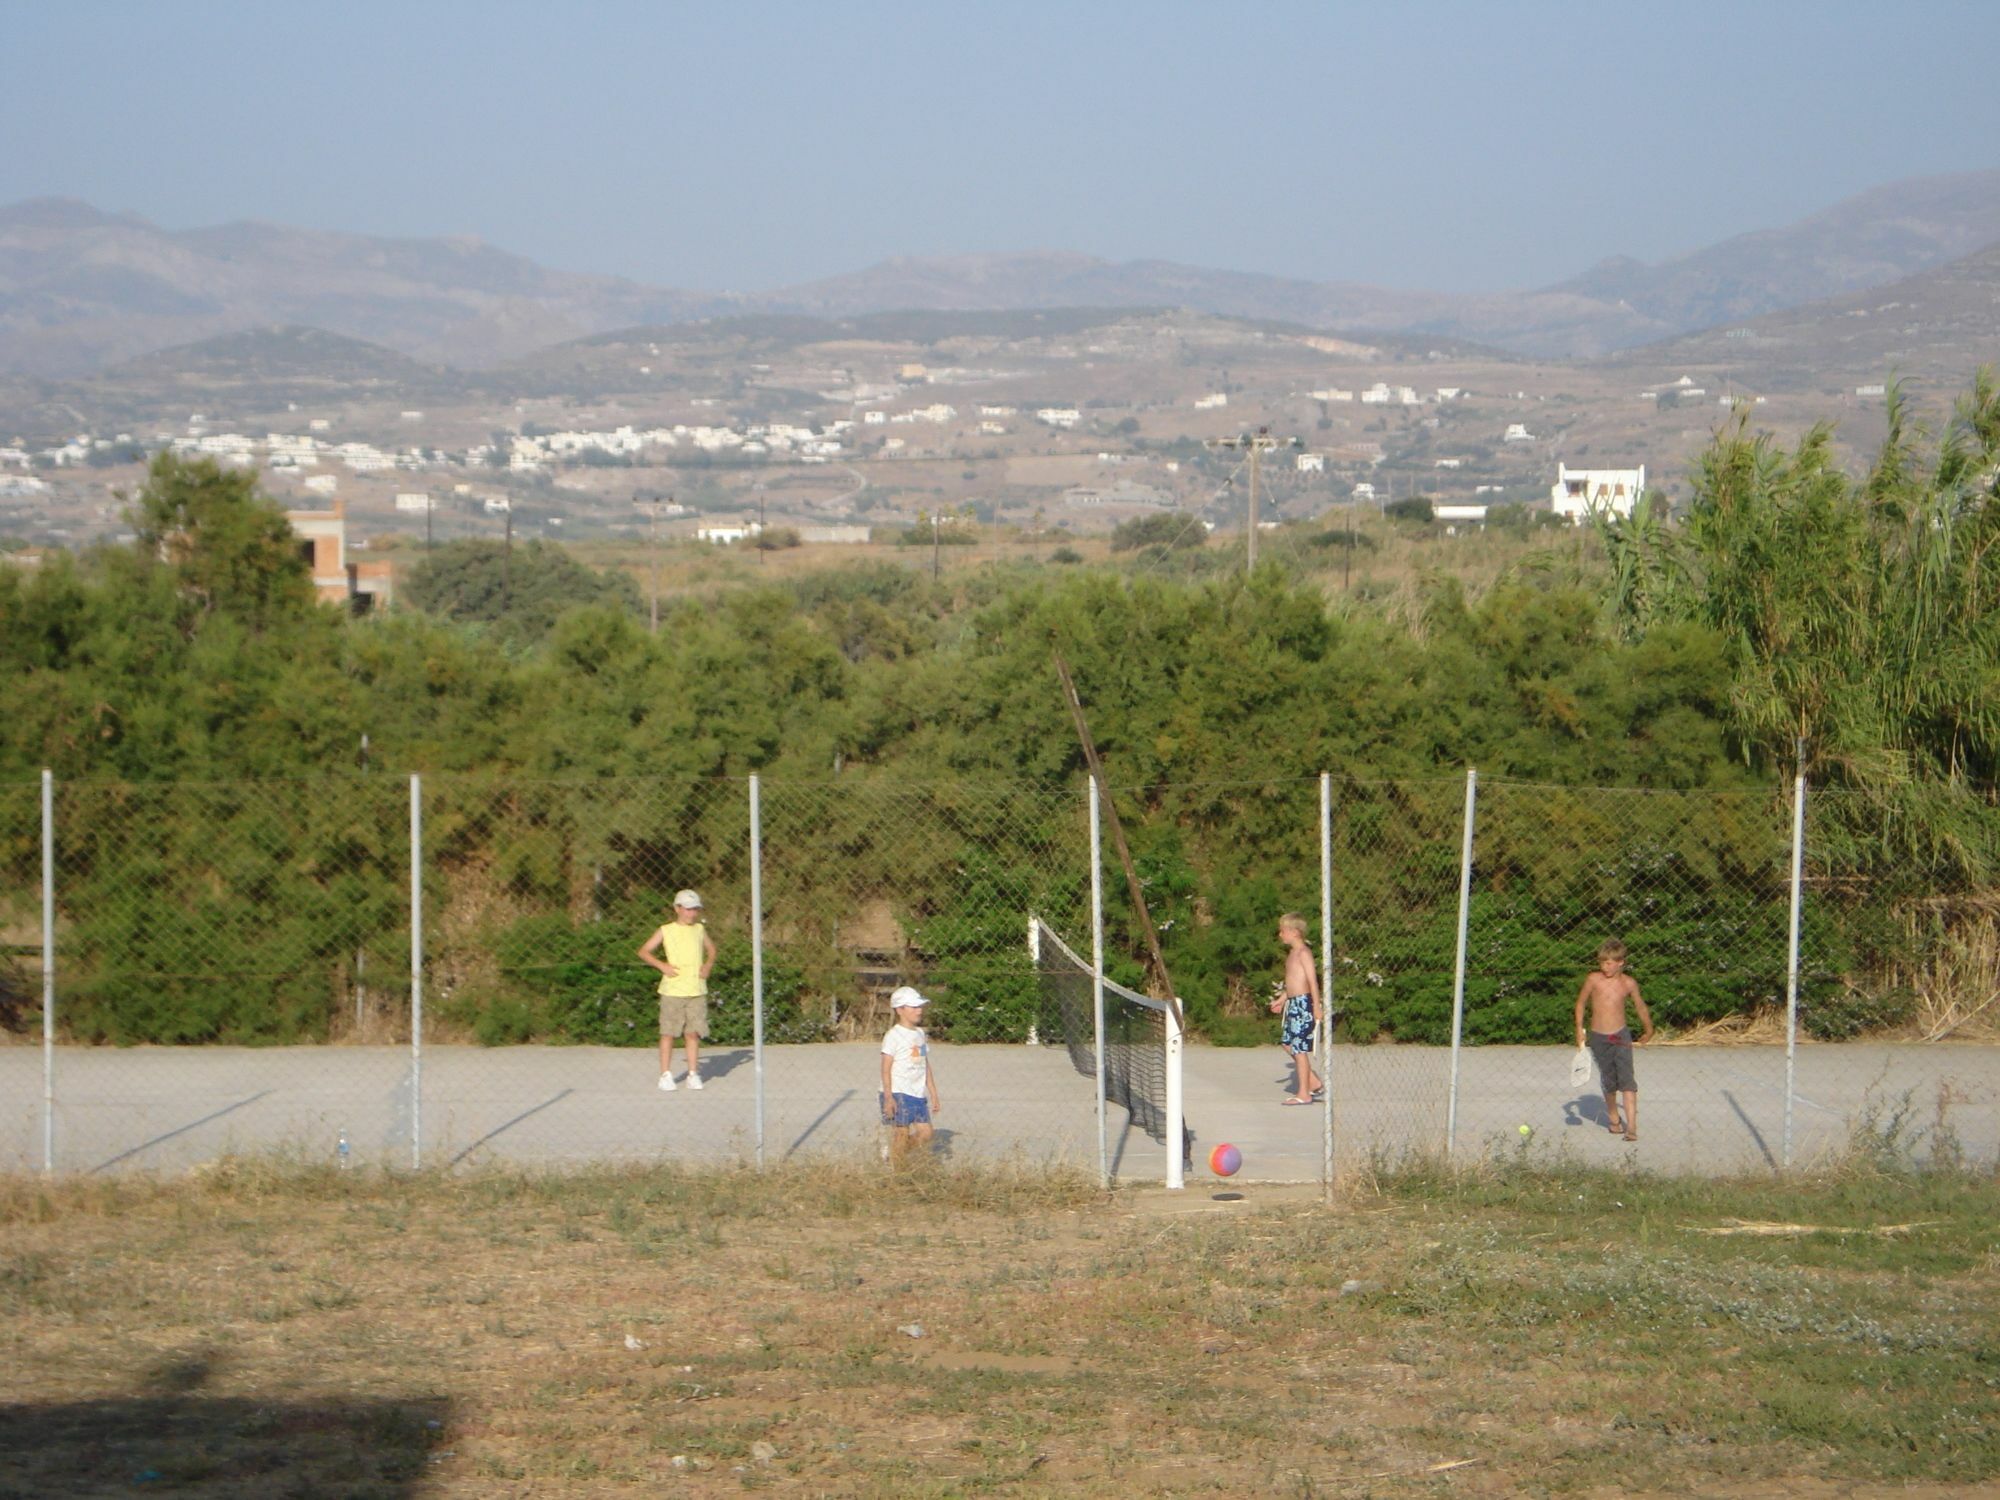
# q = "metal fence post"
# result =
<box><xmin>1445</xmin><ymin>767</ymin><xmax>1478</xmax><ymax>1158</ymax></box>
<box><xmin>750</xmin><ymin>774</ymin><xmax>765</xmax><ymax>1170</ymax></box>
<box><xmin>1320</xmin><ymin>771</ymin><xmax>1334</xmax><ymax>1200</ymax></box>
<box><xmin>1782</xmin><ymin>765</ymin><xmax>1806</xmax><ymax>1169</ymax></box>
<box><xmin>1089</xmin><ymin>777</ymin><xmax>1107</xmax><ymax>1191</ymax></box>
<box><xmin>410</xmin><ymin>773</ymin><xmax>423</xmax><ymax>1171</ymax></box>
<box><xmin>41</xmin><ymin>769</ymin><xmax>54</xmax><ymax>1176</ymax></box>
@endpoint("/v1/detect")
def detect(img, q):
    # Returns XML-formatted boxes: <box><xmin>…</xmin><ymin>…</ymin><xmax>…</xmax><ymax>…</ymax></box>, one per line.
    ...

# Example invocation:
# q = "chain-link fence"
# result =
<box><xmin>4</xmin><ymin>770</ymin><xmax>1994</xmax><ymax>1182</ymax></box>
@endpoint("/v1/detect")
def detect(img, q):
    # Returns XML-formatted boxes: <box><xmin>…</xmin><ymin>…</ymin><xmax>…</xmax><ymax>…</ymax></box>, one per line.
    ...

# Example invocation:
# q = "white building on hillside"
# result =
<box><xmin>1551</xmin><ymin>463</ymin><xmax>1645</xmax><ymax>524</ymax></box>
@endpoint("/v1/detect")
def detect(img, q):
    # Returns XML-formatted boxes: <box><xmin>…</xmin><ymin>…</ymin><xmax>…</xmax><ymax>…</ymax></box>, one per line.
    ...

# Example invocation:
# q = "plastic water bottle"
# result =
<box><xmin>337</xmin><ymin>1130</ymin><xmax>351</xmax><ymax>1171</ymax></box>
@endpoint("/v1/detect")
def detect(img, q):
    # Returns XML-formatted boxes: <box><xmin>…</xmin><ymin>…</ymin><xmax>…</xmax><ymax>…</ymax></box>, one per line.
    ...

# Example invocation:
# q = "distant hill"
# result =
<box><xmin>1550</xmin><ymin>169</ymin><xmax>2000</xmax><ymax>333</ymax></box>
<box><xmin>0</xmin><ymin>199</ymin><xmax>733</xmax><ymax>377</ymax></box>
<box><xmin>106</xmin><ymin>324</ymin><xmax>448</xmax><ymax>386</ymax></box>
<box><xmin>759</xmin><ymin>252</ymin><xmax>1670</xmax><ymax>359</ymax></box>
<box><xmin>1614</xmin><ymin>240</ymin><xmax>2000</xmax><ymax>394</ymax></box>
<box><xmin>2</xmin><ymin>169</ymin><xmax>1996</xmax><ymax>377</ymax></box>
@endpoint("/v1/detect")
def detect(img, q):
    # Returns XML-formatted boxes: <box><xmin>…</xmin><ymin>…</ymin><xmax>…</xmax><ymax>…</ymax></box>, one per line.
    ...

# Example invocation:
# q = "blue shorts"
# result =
<box><xmin>884</xmin><ymin>1092</ymin><xmax>932</xmax><ymax>1127</ymax></box>
<box><xmin>1281</xmin><ymin>994</ymin><xmax>1316</xmax><ymax>1053</ymax></box>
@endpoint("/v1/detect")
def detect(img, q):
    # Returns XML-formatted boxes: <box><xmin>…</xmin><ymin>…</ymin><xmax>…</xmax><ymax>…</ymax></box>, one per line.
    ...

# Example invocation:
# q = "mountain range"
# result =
<box><xmin>2</xmin><ymin>169</ymin><xmax>1996</xmax><ymax>378</ymax></box>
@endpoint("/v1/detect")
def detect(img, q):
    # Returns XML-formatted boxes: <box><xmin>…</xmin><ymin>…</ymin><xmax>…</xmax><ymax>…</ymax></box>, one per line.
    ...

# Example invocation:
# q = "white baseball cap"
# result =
<box><xmin>673</xmin><ymin>889</ymin><xmax>703</xmax><ymax>909</ymax></box>
<box><xmin>888</xmin><ymin>986</ymin><xmax>929</xmax><ymax>1009</ymax></box>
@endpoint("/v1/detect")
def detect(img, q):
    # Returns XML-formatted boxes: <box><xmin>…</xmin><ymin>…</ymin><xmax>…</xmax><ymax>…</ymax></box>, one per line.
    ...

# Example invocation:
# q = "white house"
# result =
<box><xmin>1194</xmin><ymin>393</ymin><xmax>1228</xmax><ymax>410</ymax></box>
<box><xmin>1036</xmin><ymin>408</ymin><xmax>1082</xmax><ymax>429</ymax></box>
<box><xmin>1503</xmin><ymin>424</ymin><xmax>1536</xmax><ymax>443</ymax></box>
<box><xmin>1352</xmin><ymin>482</ymin><xmax>1377</xmax><ymax>501</ymax></box>
<box><xmin>1856</xmin><ymin>384</ymin><xmax>1887</xmax><ymax>398</ymax></box>
<box><xmin>978</xmin><ymin>421</ymin><xmax>1008</xmax><ymax>436</ymax></box>
<box><xmin>1295</xmin><ymin>452</ymin><xmax>1324</xmax><ymax>473</ymax></box>
<box><xmin>1550</xmin><ymin>463</ymin><xmax>1645</xmax><ymax>524</ymax></box>
<box><xmin>1434</xmin><ymin>458</ymin><xmax>1462</xmax><ymax>469</ymax></box>
<box><xmin>1434</xmin><ymin>503</ymin><xmax>1489</xmax><ymax>524</ymax></box>
<box><xmin>303</xmin><ymin>475</ymin><xmax>338</xmax><ymax>496</ymax></box>
<box><xmin>697</xmin><ymin>521</ymin><xmax>763</xmax><ymax>544</ymax></box>
<box><xmin>394</xmin><ymin>492</ymin><xmax>433</xmax><ymax>513</ymax></box>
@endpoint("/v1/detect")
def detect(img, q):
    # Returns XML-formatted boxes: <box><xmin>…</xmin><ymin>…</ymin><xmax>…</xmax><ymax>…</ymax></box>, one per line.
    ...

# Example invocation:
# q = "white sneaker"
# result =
<box><xmin>657</xmin><ymin>1072</ymin><xmax>676</xmax><ymax>1092</ymax></box>
<box><xmin>684</xmin><ymin>1071</ymin><xmax>703</xmax><ymax>1091</ymax></box>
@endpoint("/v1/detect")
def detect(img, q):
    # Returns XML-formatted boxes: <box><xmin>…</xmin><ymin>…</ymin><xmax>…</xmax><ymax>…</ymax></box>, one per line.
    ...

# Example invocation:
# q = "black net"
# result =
<box><xmin>1032</xmin><ymin>919</ymin><xmax>1187</xmax><ymax>1156</ymax></box>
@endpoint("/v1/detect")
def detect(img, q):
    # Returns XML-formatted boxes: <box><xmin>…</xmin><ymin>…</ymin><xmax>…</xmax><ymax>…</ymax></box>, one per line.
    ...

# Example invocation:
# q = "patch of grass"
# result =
<box><xmin>0</xmin><ymin>1158</ymin><xmax>1993</xmax><ymax>1495</ymax></box>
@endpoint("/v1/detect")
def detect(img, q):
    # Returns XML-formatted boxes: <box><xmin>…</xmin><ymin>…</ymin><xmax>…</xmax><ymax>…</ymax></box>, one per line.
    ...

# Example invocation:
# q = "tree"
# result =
<box><xmin>1110</xmin><ymin>513</ymin><xmax>1205</xmax><ymax>552</ymax></box>
<box><xmin>1602</xmin><ymin>372</ymin><xmax>2000</xmax><ymax>877</ymax></box>
<box><xmin>1384</xmin><ymin>496</ymin><xmax>1434</xmax><ymax>524</ymax></box>
<box><xmin>403</xmin><ymin>539</ymin><xmax>641</xmax><ymax>644</ymax></box>
<box><xmin>126</xmin><ymin>453</ymin><xmax>313</xmax><ymax>634</ymax></box>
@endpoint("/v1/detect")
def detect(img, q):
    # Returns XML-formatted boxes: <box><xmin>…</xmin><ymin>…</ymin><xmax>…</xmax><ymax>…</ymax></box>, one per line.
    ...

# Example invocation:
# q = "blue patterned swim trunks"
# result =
<box><xmin>1281</xmin><ymin>993</ymin><xmax>1315</xmax><ymax>1053</ymax></box>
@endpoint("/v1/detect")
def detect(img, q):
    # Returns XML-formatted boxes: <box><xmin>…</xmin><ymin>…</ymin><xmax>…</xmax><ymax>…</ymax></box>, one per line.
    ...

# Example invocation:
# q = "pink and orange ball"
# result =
<box><xmin>1208</xmin><ymin>1143</ymin><xmax>1242</xmax><ymax>1177</ymax></box>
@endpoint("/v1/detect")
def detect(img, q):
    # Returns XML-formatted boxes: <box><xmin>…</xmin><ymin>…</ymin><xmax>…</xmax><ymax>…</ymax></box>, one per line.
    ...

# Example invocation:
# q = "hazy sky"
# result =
<box><xmin>6</xmin><ymin>1</ymin><xmax>1997</xmax><ymax>295</ymax></box>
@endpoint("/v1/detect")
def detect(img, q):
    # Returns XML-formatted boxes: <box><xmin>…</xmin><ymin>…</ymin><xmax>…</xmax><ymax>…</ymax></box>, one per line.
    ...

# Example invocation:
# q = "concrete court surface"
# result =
<box><xmin>2</xmin><ymin>1040</ymin><xmax>1994</xmax><ymax>1182</ymax></box>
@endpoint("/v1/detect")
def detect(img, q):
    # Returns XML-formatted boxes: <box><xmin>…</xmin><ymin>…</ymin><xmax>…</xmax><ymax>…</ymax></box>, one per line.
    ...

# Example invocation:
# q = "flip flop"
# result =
<box><xmin>1623</xmin><ymin>1132</ymin><xmax>1639</xmax><ymax>1142</ymax></box>
<box><xmin>1281</xmin><ymin>1097</ymin><xmax>1313</xmax><ymax>1107</ymax></box>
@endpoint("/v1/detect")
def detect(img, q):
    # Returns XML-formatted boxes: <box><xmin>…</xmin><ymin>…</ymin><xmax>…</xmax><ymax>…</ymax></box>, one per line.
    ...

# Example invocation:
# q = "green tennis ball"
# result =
<box><xmin>1518</xmin><ymin>1123</ymin><xmax>1533</xmax><ymax>1137</ymax></box>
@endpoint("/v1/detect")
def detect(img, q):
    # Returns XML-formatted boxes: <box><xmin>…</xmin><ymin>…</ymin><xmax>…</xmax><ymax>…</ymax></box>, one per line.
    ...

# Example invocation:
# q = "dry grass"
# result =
<box><xmin>1912</xmin><ymin>914</ymin><xmax>2000</xmax><ymax>1043</ymax></box>
<box><xmin>2</xmin><ymin>1157</ymin><xmax>1995</xmax><ymax>1496</ymax></box>
<box><xmin>1655</xmin><ymin>1008</ymin><xmax>1796</xmax><ymax>1047</ymax></box>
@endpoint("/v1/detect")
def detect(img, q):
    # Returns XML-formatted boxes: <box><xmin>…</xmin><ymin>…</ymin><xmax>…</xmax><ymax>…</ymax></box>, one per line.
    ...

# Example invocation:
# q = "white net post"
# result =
<box><xmin>41</xmin><ymin>768</ymin><xmax>54</xmax><ymax>1176</ymax></box>
<box><xmin>1445</xmin><ymin>767</ymin><xmax>1477</xmax><ymax>1158</ymax></box>
<box><xmin>1089</xmin><ymin>777</ymin><xmax>1108</xmax><ymax>1191</ymax></box>
<box><xmin>1783</xmin><ymin>766</ymin><xmax>1806</xmax><ymax>1169</ymax></box>
<box><xmin>409</xmin><ymin>773</ymin><xmax>423</xmax><ymax>1171</ymax></box>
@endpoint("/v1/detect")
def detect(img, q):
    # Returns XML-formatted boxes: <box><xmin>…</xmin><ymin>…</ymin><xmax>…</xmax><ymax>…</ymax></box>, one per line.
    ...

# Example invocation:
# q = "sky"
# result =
<box><xmin>5</xmin><ymin>0</ymin><xmax>1998</xmax><ymax>296</ymax></box>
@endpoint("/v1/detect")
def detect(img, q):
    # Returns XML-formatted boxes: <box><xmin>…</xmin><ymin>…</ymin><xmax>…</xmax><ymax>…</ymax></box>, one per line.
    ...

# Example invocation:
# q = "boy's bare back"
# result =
<box><xmin>1284</xmin><ymin>943</ymin><xmax>1316</xmax><ymax>995</ymax></box>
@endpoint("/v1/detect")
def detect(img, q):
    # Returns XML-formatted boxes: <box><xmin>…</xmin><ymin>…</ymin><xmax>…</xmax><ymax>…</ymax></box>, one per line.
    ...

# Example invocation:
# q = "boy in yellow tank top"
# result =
<box><xmin>637</xmin><ymin>890</ymin><xmax>717</xmax><ymax>1091</ymax></box>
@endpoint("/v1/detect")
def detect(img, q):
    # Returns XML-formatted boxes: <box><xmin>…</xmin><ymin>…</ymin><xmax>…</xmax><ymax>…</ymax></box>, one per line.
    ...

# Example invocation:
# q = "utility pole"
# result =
<box><xmin>1205</xmin><ymin>427</ymin><xmax>1300</xmax><ymax>570</ymax></box>
<box><xmin>931</xmin><ymin>510</ymin><xmax>940</xmax><ymax>582</ymax></box>
<box><xmin>424</xmin><ymin>494</ymin><xmax>433</xmax><ymax>551</ymax></box>
<box><xmin>502</xmin><ymin>502</ymin><xmax>513</xmax><ymax>617</ymax></box>
<box><xmin>633</xmin><ymin>491</ymin><xmax>668</xmax><ymax>632</ymax></box>
<box><xmin>647</xmin><ymin>494</ymin><xmax>660</xmax><ymax>632</ymax></box>
<box><xmin>756</xmin><ymin>483</ymin><xmax>767</xmax><ymax>566</ymax></box>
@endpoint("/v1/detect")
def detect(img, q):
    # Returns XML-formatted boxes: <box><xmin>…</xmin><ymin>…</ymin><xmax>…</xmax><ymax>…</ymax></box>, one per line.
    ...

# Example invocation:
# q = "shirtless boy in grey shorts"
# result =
<box><xmin>1573</xmin><ymin>938</ymin><xmax>1654</xmax><ymax>1141</ymax></box>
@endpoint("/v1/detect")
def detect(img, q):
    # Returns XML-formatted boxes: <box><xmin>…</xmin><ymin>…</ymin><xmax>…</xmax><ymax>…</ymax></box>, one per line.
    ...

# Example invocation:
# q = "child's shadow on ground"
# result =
<box><xmin>929</xmin><ymin>1128</ymin><xmax>957</xmax><ymax>1159</ymax></box>
<box><xmin>1561</xmin><ymin>1094</ymin><xmax>1613</xmax><ymax>1128</ymax></box>
<box><xmin>695</xmin><ymin>1048</ymin><xmax>752</xmax><ymax>1081</ymax></box>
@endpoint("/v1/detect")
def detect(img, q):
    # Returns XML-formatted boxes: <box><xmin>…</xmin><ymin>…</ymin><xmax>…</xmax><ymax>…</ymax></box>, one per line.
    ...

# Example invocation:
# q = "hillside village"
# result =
<box><xmin>2</xmin><ymin>299</ymin><xmax>1881</xmax><ymax>573</ymax></box>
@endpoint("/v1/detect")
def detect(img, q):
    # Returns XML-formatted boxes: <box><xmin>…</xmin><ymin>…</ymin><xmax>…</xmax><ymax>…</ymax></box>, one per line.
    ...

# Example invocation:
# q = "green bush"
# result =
<box><xmin>473</xmin><ymin>908</ymin><xmax>813</xmax><ymax>1047</ymax></box>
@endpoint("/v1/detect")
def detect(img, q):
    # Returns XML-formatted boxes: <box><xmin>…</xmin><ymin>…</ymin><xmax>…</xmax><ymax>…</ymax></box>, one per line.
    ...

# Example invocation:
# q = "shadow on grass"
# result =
<box><xmin>0</xmin><ymin>1369</ymin><xmax>451</xmax><ymax>1497</ymax></box>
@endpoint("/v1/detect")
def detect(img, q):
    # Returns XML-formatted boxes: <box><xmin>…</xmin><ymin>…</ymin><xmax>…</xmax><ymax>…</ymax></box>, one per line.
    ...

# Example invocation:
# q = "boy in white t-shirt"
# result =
<box><xmin>879</xmin><ymin>986</ymin><xmax>941</xmax><ymax>1163</ymax></box>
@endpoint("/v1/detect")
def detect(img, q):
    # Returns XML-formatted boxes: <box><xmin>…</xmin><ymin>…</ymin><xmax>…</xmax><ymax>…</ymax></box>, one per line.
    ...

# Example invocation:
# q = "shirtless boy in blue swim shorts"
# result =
<box><xmin>1270</xmin><ymin>913</ymin><xmax>1324</xmax><ymax>1105</ymax></box>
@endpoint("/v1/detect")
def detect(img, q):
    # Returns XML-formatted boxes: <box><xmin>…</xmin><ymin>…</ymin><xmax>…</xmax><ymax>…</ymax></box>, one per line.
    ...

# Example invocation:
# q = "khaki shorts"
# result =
<box><xmin>658</xmin><ymin>992</ymin><xmax>710</xmax><ymax>1038</ymax></box>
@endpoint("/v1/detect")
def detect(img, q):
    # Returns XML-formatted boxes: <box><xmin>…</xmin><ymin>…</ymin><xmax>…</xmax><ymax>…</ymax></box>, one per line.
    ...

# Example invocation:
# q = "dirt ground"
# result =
<box><xmin>2</xmin><ymin>1160</ymin><xmax>1994</xmax><ymax>1497</ymax></box>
